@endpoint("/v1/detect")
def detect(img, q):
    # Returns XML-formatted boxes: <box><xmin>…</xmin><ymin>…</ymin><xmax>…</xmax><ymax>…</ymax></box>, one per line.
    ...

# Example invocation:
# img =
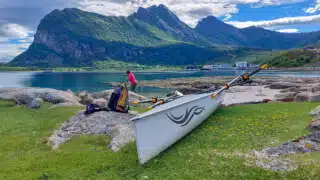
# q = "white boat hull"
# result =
<box><xmin>132</xmin><ymin>92</ymin><xmax>224</xmax><ymax>164</ymax></box>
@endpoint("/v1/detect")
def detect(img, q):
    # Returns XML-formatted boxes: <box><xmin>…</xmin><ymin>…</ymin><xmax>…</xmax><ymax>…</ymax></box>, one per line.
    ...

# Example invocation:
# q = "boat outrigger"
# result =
<box><xmin>131</xmin><ymin>64</ymin><xmax>268</xmax><ymax>164</ymax></box>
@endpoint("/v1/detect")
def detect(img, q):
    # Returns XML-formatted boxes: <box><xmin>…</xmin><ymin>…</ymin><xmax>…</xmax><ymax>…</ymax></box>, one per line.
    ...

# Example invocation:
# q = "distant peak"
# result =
<box><xmin>196</xmin><ymin>15</ymin><xmax>228</xmax><ymax>29</ymax></box>
<box><xmin>149</xmin><ymin>4</ymin><xmax>169</xmax><ymax>10</ymax></box>
<box><xmin>202</xmin><ymin>16</ymin><xmax>219</xmax><ymax>21</ymax></box>
<box><xmin>244</xmin><ymin>26</ymin><xmax>263</xmax><ymax>30</ymax></box>
<box><xmin>47</xmin><ymin>8</ymin><xmax>82</xmax><ymax>16</ymax></box>
<box><xmin>136</xmin><ymin>4</ymin><xmax>171</xmax><ymax>14</ymax></box>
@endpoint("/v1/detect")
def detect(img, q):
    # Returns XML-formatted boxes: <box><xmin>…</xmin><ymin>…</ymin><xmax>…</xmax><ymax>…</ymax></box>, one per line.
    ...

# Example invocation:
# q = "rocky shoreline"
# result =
<box><xmin>139</xmin><ymin>76</ymin><xmax>320</xmax><ymax>104</ymax></box>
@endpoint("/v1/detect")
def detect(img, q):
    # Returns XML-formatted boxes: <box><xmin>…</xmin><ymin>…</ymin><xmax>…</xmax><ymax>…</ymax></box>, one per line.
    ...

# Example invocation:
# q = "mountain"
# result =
<box><xmin>131</xmin><ymin>5</ymin><xmax>209</xmax><ymax>45</ymax></box>
<box><xmin>10</xmin><ymin>5</ymin><xmax>320</xmax><ymax>67</ymax></box>
<box><xmin>10</xmin><ymin>7</ymin><xmax>238</xmax><ymax>67</ymax></box>
<box><xmin>195</xmin><ymin>16</ymin><xmax>247</xmax><ymax>46</ymax></box>
<box><xmin>195</xmin><ymin>16</ymin><xmax>319</xmax><ymax>49</ymax></box>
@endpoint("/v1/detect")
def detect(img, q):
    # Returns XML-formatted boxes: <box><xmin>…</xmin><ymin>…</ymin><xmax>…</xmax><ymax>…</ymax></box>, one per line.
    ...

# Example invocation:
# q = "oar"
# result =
<box><xmin>147</xmin><ymin>91</ymin><xmax>184</xmax><ymax>109</ymax></box>
<box><xmin>131</xmin><ymin>97</ymin><xmax>160</xmax><ymax>105</ymax></box>
<box><xmin>211</xmin><ymin>64</ymin><xmax>268</xmax><ymax>98</ymax></box>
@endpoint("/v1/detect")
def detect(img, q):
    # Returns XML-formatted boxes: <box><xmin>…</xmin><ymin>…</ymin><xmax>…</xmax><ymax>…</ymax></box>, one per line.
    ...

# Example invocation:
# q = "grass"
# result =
<box><xmin>0</xmin><ymin>100</ymin><xmax>320</xmax><ymax>179</ymax></box>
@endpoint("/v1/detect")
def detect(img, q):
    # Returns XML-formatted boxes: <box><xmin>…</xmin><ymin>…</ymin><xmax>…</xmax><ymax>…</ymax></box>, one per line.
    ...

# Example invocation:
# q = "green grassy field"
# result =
<box><xmin>0</xmin><ymin>100</ymin><xmax>319</xmax><ymax>179</ymax></box>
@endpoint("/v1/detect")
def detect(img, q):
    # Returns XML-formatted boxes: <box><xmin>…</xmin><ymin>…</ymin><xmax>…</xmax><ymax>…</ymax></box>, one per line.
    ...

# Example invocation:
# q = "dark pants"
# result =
<box><xmin>130</xmin><ymin>83</ymin><xmax>137</xmax><ymax>92</ymax></box>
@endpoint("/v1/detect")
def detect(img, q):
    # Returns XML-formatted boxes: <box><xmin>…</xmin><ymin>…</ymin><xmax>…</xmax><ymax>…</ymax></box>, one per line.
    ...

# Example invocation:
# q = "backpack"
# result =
<box><xmin>108</xmin><ymin>84</ymin><xmax>129</xmax><ymax>113</ymax></box>
<box><xmin>84</xmin><ymin>104</ymin><xmax>109</xmax><ymax>115</ymax></box>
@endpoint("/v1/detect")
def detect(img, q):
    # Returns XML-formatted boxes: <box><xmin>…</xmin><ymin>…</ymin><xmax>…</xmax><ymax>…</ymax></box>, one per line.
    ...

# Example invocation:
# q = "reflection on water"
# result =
<box><xmin>0</xmin><ymin>70</ymin><xmax>320</xmax><ymax>97</ymax></box>
<box><xmin>0</xmin><ymin>72</ymin><xmax>35</xmax><ymax>88</ymax></box>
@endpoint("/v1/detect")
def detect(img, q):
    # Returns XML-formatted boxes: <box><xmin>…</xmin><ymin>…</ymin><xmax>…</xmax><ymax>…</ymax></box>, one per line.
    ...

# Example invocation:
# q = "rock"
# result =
<box><xmin>308</xmin><ymin>120</ymin><xmax>320</xmax><ymax>132</ymax></box>
<box><xmin>260</xmin><ymin>131</ymin><xmax>320</xmax><ymax>157</ymax></box>
<box><xmin>275</xmin><ymin>92</ymin><xmax>298</xmax><ymax>100</ymax></box>
<box><xmin>311</xmin><ymin>84</ymin><xmax>320</xmax><ymax>93</ymax></box>
<box><xmin>78</xmin><ymin>91</ymin><xmax>94</xmax><ymax>105</ymax></box>
<box><xmin>310</xmin><ymin>106</ymin><xmax>320</xmax><ymax>118</ymax></box>
<box><xmin>253</xmin><ymin>151</ymin><xmax>297</xmax><ymax>171</ymax></box>
<box><xmin>177</xmin><ymin>87</ymin><xmax>202</xmax><ymax>94</ymax></box>
<box><xmin>280</xmin><ymin>87</ymin><xmax>301</xmax><ymax>93</ymax></box>
<box><xmin>49</xmin><ymin>111</ymin><xmax>136</xmax><ymax>151</ymax></box>
<box><xmin>0</xmin><ymin>88</ymin><xmax>80</xmax><ymax>105</ymax></box>
<box><xmin>295</xmin><ymin>92</ymin><xmax>311</xmax><ymax>102</ymax></box>
<box><xmin>35</xmin><ymin>97</ymin><xmax>44</xmax><ymax>103</ymax></box>
<box><xmin>13</xmin><ymin>93</ymin><xmax>33</xmax><ymax>105</ymax></box>
<box><xmin>90</xmin><ymin>90</ymin><xmax>147</xmax><ymax>102</ymax></box>
<box><xmin>48</xmin><ymin>102</ymin><xmax>83</xmax><ymax>109</ymax></box>
<box><xmin>90</xmin><ymin>91</ymin><xmax>111</xmax><ymax>100</ymax></box>
<box><xmin>295</xmin><ymin>92</ymin><xmax>320</xmax><ymax>102</ymax></box>
<box><xmin>27</xmin><ymin>99</ymin><xmax>41</xmax><ymax>109</ymax></box>
<box><xmin>268</xmin><ymin>82</ymin><xmax>301</xmax><ymax>89</ymax></box>
<box><xmin>311</xmin><ymin>93</ymin><xmax>320</xmax><ymax>102</ymax></box>
<box><xmin>92</xmin><ymin>98</ymin><xmax>108</xmax><ymax>108</ymax></box>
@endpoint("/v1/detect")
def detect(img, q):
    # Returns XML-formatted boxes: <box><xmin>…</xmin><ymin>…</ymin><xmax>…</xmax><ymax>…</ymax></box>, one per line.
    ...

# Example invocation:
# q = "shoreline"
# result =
<box><xmin>1</xmin><ymin>67</ymin><xmax>320</xmax><ymax>73</ymax></box>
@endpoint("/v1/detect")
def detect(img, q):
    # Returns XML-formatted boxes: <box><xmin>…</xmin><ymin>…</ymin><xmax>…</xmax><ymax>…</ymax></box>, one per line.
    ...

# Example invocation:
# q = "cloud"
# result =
<box><xmin>0</xmin><ymin>0</ymin><xmax>308</xmax><ymax>30</ymax></box>
<box><xmin>305</xmin><ymin>0</ymin><xmax>320</xmax><ymax>14</ymax></box>
<box><xmin>77</xmin><ymin>0</ymin><xmax>307</xmax><ymax>27</ymax></box>
<box><xmin>0</xmin><ymin>24</ymin><xmax>33</xmax><ymax>38</ymax></box>
<box><xmin>0</xmin><ymin>40</ymin><xmax>32</xmax><ymax>63</ymax></box>
<box><xmin>277</xmin><ymin>28</ymin><xmax>299</xmax><ymax>33</ymax></box>
<box><xmin>0</xmin><ymin>0</ymin><xmax>79</xmax><ymax>29</ymax></box>
<box><xmin>227</xmin><ymin>14</ymin><xmax>320</xmax><ymax>28</ymax></box>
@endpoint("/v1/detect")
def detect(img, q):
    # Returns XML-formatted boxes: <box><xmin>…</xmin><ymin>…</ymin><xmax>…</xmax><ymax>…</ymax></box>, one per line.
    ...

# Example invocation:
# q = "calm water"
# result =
<box><xmin>1</xmin><ymin>70</ymin><xmax>320</xmax><ymax>97</ymax></box>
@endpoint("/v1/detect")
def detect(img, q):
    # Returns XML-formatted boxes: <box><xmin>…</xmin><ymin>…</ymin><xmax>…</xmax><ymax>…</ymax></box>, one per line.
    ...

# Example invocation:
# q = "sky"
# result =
<box><xmin>1</xmin><ymin>0</ymin><xmax>320</xmax><ymax>62</ymax></box>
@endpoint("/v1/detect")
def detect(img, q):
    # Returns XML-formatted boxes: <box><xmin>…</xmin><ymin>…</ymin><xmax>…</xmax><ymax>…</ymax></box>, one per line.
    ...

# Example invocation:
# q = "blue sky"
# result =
<box><xmin>225</xmin><ymin>0</ymin><xmax>320</xmax><ymax>32</ymax></box>
<box><xmin>1</xmin><ymin>0</ymin><xmax>320</xmax><ymax>62</ymax></box>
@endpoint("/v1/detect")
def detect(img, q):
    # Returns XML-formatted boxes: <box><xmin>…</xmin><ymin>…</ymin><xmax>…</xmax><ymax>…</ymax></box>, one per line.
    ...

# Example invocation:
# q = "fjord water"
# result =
<box><xmin>1</xmin><ymin>71</ymin><xmax>320</xmax><ymax>97</ymax></box>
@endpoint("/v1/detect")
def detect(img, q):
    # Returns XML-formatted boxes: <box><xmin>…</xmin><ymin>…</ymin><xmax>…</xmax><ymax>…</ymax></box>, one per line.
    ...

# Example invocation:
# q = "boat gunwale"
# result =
<box><xmin>131</xmin><ymin>91</ymin><xmax>222</xmax><ymax>121</ymax></box>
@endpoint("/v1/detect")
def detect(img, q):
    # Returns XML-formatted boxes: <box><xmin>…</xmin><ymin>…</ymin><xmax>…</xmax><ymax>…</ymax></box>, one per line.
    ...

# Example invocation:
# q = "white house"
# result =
<box><xmin>235</xmin><ymin>61</ymin><xmax>248</xmax><ymax>68</ymax></box>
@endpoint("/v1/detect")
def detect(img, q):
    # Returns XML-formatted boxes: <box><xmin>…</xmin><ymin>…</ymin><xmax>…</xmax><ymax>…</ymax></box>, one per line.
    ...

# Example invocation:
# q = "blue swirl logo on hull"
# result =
<box><xmin>167</xmin><ymin>106</ymin><xmax>206</xmax><ymax>126</ymax></box>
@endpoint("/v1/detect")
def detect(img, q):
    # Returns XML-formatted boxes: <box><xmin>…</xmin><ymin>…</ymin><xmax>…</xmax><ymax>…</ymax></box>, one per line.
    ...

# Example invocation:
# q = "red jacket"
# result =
<box><xmin>128</xmin><ymin>72</ymin><xmax>137</xmax><ymax>85</ymax></box>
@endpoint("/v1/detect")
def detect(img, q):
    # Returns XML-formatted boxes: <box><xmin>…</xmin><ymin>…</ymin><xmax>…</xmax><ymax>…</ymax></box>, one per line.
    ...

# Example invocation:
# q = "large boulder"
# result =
<box><xmin>92</xmin><ymin>98</ymin><xmax>108</xmax><ymax>108</ymax></box>
<box><xmin>0</xmin><ymin>88</ymin><xmax>80</xmax><ymax>105</ymax></box>
<box><xmin>49</xmin><ymin>111</ymin><xmax>136</xmax><ymax>151</ymax></box>
<box><xmin>78</xmin><ymin>91</ymin><xmax>94</xmax><ymax>105</ymax></box>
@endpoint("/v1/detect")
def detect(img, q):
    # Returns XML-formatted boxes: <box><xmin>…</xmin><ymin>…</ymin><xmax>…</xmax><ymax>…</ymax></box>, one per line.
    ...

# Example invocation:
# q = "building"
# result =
<box><xmin>186</xmin><ymin>65</ymin><xmax>199</xmax><ymax>70</ymax></box>
<box><xmin>202</xmin><ymin>65</ymin><xmax>214</xmax><ymax>70</ymax></box>
<box><xmin>235</xmin><ymin>61</ymin><xmax>248</xmax><ymax>69</ymax></box>
<box><xmin>213</xmin><ymin>64</ymin><xmax>233</xmax><ymax>69</ymax></box>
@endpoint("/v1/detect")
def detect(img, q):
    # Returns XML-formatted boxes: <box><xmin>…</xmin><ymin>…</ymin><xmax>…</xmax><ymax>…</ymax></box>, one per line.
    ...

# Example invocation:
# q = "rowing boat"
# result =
<box><xmin>131</xmin><ymin>64</ymin><xmax>268</xmax><ymax>164</ymax></box>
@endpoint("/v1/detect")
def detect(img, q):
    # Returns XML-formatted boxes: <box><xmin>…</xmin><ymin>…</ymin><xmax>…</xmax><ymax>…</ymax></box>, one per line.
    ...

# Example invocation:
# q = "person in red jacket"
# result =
<box><xmin>126</xmin><ymin>70</ymin><xmax>138</xmax><ymax>92</ymax></box>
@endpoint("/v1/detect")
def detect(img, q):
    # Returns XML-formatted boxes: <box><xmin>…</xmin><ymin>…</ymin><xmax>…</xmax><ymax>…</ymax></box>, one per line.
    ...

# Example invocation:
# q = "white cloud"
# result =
<box><xmin>0</xmin><ymin>40</ymin><xmax>31</xmax><ymax>62</ymax></box>
<box><xmin>305</xmin><ymin>0</ymin><xmax>320</xmax><ymax>14</ymax></box>
<box><xmin>277</xmin><ymin>28</ymin><xmax>299</xmax><ymax>33</ymax></box>
<box><xmin>227</xmin><ymin>14</ymin><xmax>320</xmax><ymax>28</ymax></box>
<box><xmin>77</xmin><ymin>0</ymin><xmax>306</xmax><ymax>27</ymax></box>
<box><xmin>0</xmin><ymin>24</ymin><xmax>33</xmax><ymax>38</ymax></box>
<box><xmin>0</xmin><ymin>23</ymin><xmax>34</xmax><ymax>62</ymax></box>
